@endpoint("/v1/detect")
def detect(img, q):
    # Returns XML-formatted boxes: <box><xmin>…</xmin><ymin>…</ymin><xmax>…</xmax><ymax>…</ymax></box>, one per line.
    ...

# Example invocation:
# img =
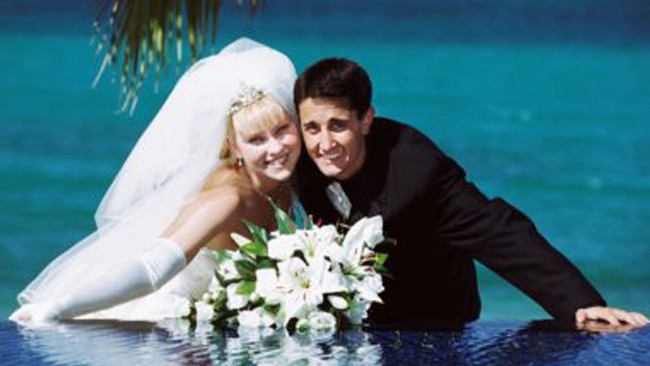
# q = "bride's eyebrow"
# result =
<box><xmin>239</xmin><ymin>128</ymin><xmax>264</xmax><ymax>141</ymax></box>
<box><xmin>271</xmin><ymin>121</ymin><xmax>290</xmax><ymax>133</ymax></box>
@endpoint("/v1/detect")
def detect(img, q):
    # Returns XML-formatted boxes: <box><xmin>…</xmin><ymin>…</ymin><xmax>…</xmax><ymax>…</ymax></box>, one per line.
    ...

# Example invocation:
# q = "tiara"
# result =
<box><xmin>228</xmin><ymin>83</ymin><xmax>266</xmax><ymax>117</ymax></box>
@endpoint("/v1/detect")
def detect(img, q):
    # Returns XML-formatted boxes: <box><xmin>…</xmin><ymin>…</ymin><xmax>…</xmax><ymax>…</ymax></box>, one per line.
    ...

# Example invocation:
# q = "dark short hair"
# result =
<box><xmin>294</xmin><ymin>58</ymin><xmax>372</xmax><ymax>119</ymax></box>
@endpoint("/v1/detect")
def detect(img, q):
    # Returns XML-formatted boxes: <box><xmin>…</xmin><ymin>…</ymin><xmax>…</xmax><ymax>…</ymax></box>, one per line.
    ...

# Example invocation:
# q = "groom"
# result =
<box><xmin>292</xmin><ymin>58</ymin><xmax>648</xmax><ymax>330</ymax></box>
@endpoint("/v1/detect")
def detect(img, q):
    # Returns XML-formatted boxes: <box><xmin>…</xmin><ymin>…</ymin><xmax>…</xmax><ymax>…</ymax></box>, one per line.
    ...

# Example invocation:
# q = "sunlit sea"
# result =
<box><xmin>1</xmin><ymin>0</ymin><xmax>649</xmax><ymax>320</ymax></box>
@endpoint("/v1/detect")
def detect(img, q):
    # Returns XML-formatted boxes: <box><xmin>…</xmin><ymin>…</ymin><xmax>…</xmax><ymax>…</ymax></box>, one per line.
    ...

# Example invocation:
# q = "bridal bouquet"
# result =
<box><xmin>186</xmin><ymin>203</ymin><xmax>390</xmax><ymax>332</ymax></box>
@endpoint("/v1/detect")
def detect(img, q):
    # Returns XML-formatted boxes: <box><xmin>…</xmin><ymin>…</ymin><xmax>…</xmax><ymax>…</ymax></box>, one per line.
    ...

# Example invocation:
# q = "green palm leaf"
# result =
<box><xmin>93</xmin><ymin>0</ymin><xmax>262</xmax><ymax>113</ymax></box>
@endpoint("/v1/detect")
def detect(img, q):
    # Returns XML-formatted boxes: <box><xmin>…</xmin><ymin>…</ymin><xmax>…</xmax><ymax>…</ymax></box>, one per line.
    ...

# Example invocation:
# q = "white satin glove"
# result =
<box><xmin>10</xmin><ymin>238</ymin><xmax>186</xmax><ymax>326</ymax></box>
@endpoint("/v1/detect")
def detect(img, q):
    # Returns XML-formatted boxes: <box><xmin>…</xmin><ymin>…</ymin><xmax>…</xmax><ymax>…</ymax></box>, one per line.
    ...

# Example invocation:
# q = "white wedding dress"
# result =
<box><xmin>13</xmin><ymin>38</ymin><xmax>298</xmax><ymax>322</ymax></box>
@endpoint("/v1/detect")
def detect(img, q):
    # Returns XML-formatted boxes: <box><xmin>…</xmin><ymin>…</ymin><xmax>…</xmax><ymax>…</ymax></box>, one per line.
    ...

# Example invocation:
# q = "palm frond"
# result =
<box><xmin>93</xmin><ymin>0</ymin><xmax>263</xmax><ymax>114</ymax></box>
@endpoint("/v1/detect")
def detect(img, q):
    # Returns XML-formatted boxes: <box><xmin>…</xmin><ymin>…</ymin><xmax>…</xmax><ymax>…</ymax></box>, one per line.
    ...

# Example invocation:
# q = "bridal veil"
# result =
<box><xmin>17</xmin><ymin>38</ymin><xmax>297</xmax><ymax>306</ymax></box>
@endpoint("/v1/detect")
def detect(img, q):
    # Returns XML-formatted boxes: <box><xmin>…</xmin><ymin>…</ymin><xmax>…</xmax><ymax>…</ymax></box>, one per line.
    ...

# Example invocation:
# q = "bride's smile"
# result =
<box><xmin>231</xmin><ymin>99</ymin><xmax>301</xmax><ymax>191</ymax></box>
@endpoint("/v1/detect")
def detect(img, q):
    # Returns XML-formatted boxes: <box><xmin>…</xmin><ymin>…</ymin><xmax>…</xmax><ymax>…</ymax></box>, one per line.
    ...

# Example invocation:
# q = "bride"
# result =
<box><xmin>10</xmin><ymin>38</ymin><xmax>302</xmax><ymax>325</ymax></box>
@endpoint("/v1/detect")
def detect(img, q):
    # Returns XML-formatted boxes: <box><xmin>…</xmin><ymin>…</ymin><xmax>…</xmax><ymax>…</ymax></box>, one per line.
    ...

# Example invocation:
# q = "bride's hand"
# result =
<box><xmin>9</xmin><ymin>303</ymin><xmax>60</xmax><ymax>327</ymax></box>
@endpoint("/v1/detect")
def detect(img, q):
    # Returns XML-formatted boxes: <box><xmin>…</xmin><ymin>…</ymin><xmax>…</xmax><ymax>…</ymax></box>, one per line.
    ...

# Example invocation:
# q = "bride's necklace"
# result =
<box><xmin>255</xmin><ymin>182</ymin><xmax>290</xmax><ymax>206</ymax></box>
<box><xmin>235</xmin><ymin>166</ymin><xmax>292</xmax><ymax>214</ymax></box>
<box><xmin>254</xmin><ymin>182</ymin><xmax>295</xmax><ymax>222</ymax></box>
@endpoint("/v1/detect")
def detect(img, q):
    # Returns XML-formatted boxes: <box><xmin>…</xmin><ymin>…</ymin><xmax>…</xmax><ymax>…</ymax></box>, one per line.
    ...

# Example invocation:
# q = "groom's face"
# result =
<box><xmin>298</xmin><ymin>97</ymin><xmax>373</xmax><ymax>181</ymax></box>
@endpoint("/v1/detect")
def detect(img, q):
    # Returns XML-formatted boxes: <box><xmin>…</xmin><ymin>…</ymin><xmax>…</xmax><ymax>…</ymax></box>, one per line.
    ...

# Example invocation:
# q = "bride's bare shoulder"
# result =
<box><xmin>195</xmin><ymin>166</ymin><xmax>258</xmax><ymax>214</ymax></box>
<box><xmin>164</xmin><ymin>167</ymin><xmax>258</xmax><ymax>239</ymax></box>
<box><xmin>201</xmin><ymin>165</ymin><xmax>238</xmax><ymax>190</ymax></box>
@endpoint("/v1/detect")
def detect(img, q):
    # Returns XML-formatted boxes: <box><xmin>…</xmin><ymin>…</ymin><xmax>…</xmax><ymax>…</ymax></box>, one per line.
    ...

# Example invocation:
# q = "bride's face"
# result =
<box><xmin>232</xmin><ymin>98</ymin><xmax>301</xmax><ymax>189</ymax></box>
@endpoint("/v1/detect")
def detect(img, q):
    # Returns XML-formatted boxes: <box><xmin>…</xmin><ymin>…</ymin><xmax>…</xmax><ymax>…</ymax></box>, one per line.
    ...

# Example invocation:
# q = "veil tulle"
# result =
<box><xmin>17</xmin><ymin>38</ymin><xmax>297</xmax><ymax>306</ymax></box>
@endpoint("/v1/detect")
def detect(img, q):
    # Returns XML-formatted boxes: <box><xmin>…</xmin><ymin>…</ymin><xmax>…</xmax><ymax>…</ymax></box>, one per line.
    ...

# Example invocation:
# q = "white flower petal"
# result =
<box><xmin>363</xmin><ymin>216</ymin><xmax>385</xmax><ymax>248</ymax></box>
<box><xmin>341</xmin><ymin>219</ymin><xmax>368</xmax><ymax>265</ymax></box>
<box><xmin>342</xmin><ymin>217</ymin><xmax>385</xmax><ymax>264</ymax></box>
<box><xmin>326</xmin><ymin>244</ymin><xmax>344</xmax><ymax>263</ymax></box>
<box><xmin>357</xmin><ymin>287</ymin><xmax>383</xmax><ymax>304</ymax></box>
<box><xmin>321</xmin><ymin>267</ymin><xmax>349</xmax><ymax>294</ymax></box>
<box><xmin>255</xmin><ymin>268</ymin><xmax>278</xmax><ymax>298</ymax></box>
<box><xmin>311</xmin><ymin>226</ymin><xmax>338</xmax><ymax>250</ymax></box>
<box><xmin>328</xmin><ymin>295</ymin><xmax>349</xmax><ymax>310</ymax></box>
<box><xmin>352</xmin><ymin>272</ymin><xmax>384</xmax><ymax>303</ymax></box>
<box><xmin>267</xmin><ymin>234</ymin><xmax>300</xmax><ymax>260</ymax></box>
<box><xmin>304</xmin><ymin>288</ymin><xmax>324</xmax><ymax>308</ymax></box>
<box><xmin>226</xmin><ymin>283</ymin><xmax>249</xmax><ymax>310</ymax></box>
<box><xmin>218</xmin><ymin>259</ymin><xmax>240</xmax><ymax>281</ymax></box>
<box><xmin>283</xmin><ymin>292</ymin><xmax>308</xmax><ymax>323</ymax></box>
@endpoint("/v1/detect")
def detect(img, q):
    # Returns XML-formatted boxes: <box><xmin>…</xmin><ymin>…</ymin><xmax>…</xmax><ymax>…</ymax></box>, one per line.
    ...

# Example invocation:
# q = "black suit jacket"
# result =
<box><xmin>295</xmin><ymin>117</ymin><xmax>605</xmax><ymax>325</ymax></box>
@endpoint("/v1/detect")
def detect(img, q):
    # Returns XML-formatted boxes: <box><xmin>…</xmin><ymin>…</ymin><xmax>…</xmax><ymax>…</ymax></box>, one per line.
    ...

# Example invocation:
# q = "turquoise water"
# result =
<box><xmin>1</xmin><ymin>1</ymin><xmax>649</xmax><ymax>320</ymax></box>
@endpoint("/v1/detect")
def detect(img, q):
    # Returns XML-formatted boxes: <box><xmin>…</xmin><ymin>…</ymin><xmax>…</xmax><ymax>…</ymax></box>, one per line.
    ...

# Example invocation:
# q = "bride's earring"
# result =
<box><xmin>227</xmin><ymin>139</ymin><xmax>244</xmax><ymax>167</ymax></box>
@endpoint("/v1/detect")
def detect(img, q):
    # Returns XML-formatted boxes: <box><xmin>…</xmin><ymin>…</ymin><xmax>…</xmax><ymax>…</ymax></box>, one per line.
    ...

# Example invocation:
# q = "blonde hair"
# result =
<box><xmin>219</xmin><ymin>95</ymin><xmax>290</xmax><ymax>164</ymax></box>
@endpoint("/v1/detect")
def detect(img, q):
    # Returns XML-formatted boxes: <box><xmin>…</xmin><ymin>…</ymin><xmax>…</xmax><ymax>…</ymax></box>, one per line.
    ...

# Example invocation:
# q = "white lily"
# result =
<box><xmin>298</xmin><ymin>225</ymin><xmax>338</xmax><ymax>263</ymax></box>
<box><xmin>254</xmin><ymin>268</ymin><xmax>283</xmax><ymax>305</ymax></box>
<box><xmin>276</xmin><ymin>257</ymin><xmax>323</xmax><ymax>323</ymax></box>
<box><xmin>351</xmin><ymin>271</ymin><xmax>384</xmax><ymax>303</ymax></box>
<box><xmin>215</xmin><ymin>251</ymin><xmax>242</xmax><ymax>282</ymax></box>
<box><xmin>267</xmin><ymin>233</ymin><xmax>302</xmax><ymax>260</ymax></box>
<box><xmin>343</xmin><ymin>216</ymin><xmax>384</xmax><ymax>254</ymax></box>
<box><xmin>207</xmin><ymin>212</ymin><xmax>388</xmax><ymax>330</ymax></box>
<box><xmin>275</xmin><ymin>250</ymin><xmax>347</xmax><ymax>325</ymax></box>
<box><xmin>226</xmin><ymin>283</ymin><xmax>249</xmax><ymax>310</ymax></box>
<box><xmin>338</xmin><ymin>216</ymin><xmax>384</xmax><ymax>270</ymax></box>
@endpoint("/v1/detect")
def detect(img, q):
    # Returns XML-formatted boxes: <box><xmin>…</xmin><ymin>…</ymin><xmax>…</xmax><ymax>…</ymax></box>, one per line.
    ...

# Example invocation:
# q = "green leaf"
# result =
<box><xmin>240</xmin><ymin>240</ymin><xmax>267</xmax><ymax>257</ymax></box>
<box><xmin>256</xmin><ymin>257</ymin><xmax>276</xmax><ymax>269</ymax></box>
<box><xmin>214</xmin><ymin>273</ymin><xmax>241</xmax><ymax>288</ymax></box>
<box><xmin>269</xmin><ymin>199</ymin><xmax>295</xmax><ymax>235</ymax></box>
<box><xmin>374</xmin><ymin>253</ymin><xmax>389</xmax><ymax>266</ymax></box>
<box><xmin>230</xmin><ymin>232</ymin><xmax>252</xmax><ymax>247</ymax></box>
<box><xmin>374</xmin><ymin>263</ymin><xmax>390</xmax><ymax>274</ymax></box>
<box><xmin>94</xmin><ymin>0</ymin><xmax>262</xmax><ymax>113</ymax></box>
<box><xmin>211</xmin><ymin>249</ymin><xmax>232</xmax><ymax>264</ymax></box>
<box><xmin>242</xmin><ymin>219</ymin><xmax>268</xmax><ymax>243</ymax></box>
<box><xmin>213</xmin><ymin>267</ymin><xmax>241</xmax><ymax>287</ymax></box>
<box><xmin>236</xmin><ymin>280</ymin><xmax>256</xmax><ymax>296</ymax></box>
<box><xmin>372</xmin><ymin>252</ymin><xmax>390</xmax><ymax>274</ymax></box>
<box><xmin>262</xmin><ymin>303</ymin><xmax>280</xmax><ymax>315</ymax></box>
<box><xmin>235</xmin><ymin>259</ymin><xmax>256</xmax><ymax>280</ymax></box>
<box><xmin>213</xmin><ymin>269</ymin><xmax>226</xmax><ymax>287</ymax></box>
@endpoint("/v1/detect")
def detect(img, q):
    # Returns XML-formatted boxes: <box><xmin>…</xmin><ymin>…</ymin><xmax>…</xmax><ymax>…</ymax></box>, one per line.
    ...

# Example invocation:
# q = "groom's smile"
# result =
<box><xmin>298</xmin><ymin>98</ymin><xmax>374</xmax><ymax>181</ymax></box>
<box><xmin>320</xmin><ymin>146</ymin><xmax>344</xmax><ymax>161</ymax></box>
